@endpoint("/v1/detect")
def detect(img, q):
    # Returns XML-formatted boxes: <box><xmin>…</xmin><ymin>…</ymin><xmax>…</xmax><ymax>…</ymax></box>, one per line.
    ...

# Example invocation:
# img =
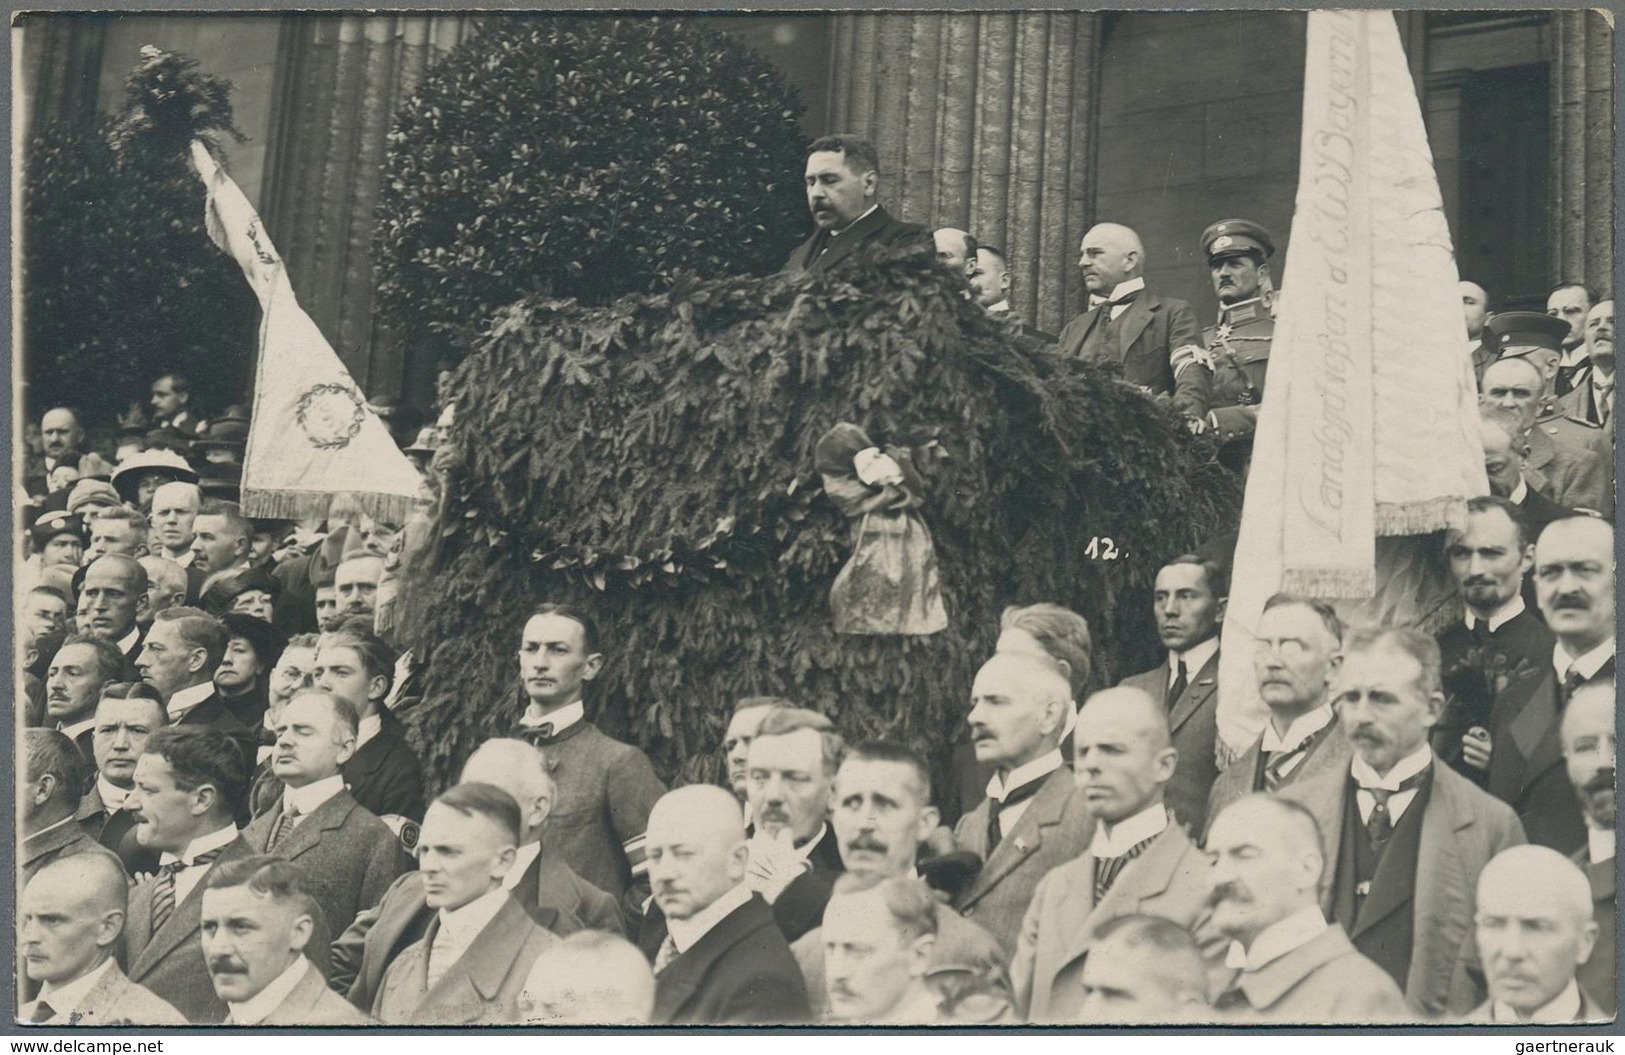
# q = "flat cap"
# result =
<box><xmin>1201</xmin><ymin>218</ymin><xmax>1275</xmax><ymax>262</ymax></box>
<box><xmin>1487</xmin><ymin>311</ymin><xmax>1571</xmax><ymax>357</ymax></box>
<box><xmin>67</xmin><ymin>479</ymin><xmax>122</xmax><ymax>515</ymax></box>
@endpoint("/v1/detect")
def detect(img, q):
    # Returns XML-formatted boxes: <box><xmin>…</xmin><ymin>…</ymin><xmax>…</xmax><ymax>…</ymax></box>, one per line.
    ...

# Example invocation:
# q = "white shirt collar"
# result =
<box><xmin>1493</xmin><ymin>979</ymin><xmax>1584</xmax><ymax>1023</ymax></box>
<box><xmin>504</xmin><ymin>842</ymin><xmax>542</xmax><ymax>891</ymax></box>
<box><xmin>1592</xmin><ymin>370</ymin><xmax>1615</xmax><ymax>393</ymax></box>
<box><xmin>1088</xmin><ymin>802</ymin><xmax>1168</xmax><ymax>859</ymax></box>
<box><xmin>167</xmin><ymin>681</ymin><xmax>216</xmax><ymax>720</ymax></box>
<box><xmin>117</xmin><ymin>625</ymin><xmax>140</xmax><ymax>655</ymax></box>
<box><xmin>355</xmin><ymin>713</ymin><xmax>382</xmax><ymax>750</ymax></box>
<box><xmin>520</xmin><ymin>698</ymin><xmax>584</xmax><ymax>735</ymax></box>
<box><xmin>437</xmin><ymin>886</ymin><xmax>510</xmax><ymax>945</ymax></box>
<box><xmin>227</xmin><ymin>956</ymin><xmax>311</xmax><ymax>1026</ymax></box>
<box><xmin>1225</xmin><ymin>905</ymin><xmax>1328</xmax><ymax>971</ymax></box>
<box><xmin>830</xmin><ymin>204</ymin><xmax>879</xmax><ymax>238</ymax></box>
<box><xmin>985</xmin><ymin>748</ymin><xmax>1063</xmax><ymax>802</ymax></box>
<box><xmin>1259</xmin><ymin>704</ymin><xmax>1335</xmax><ymax>754</ymax></box>
<box><xmin>36</xmin><ymin>955</ymin><xmax>116</xmax><ymax>1010</ymax></box>
<box><xmin>986</xmin><ymin>299</ymin><xmax>1011</xmax><ymax>314</ymax></box>
<box><xmin>1509</xmin><ymin>476</ymin><xmax>1530</xmax><ymax>504</ymax></box>
<box><xmin>666</xmin><ymin>882</ymin><xmax>753</xmax><ymax>956</ymax></box>
<box><xmin>1589</xmin><ymin>828</ymin><xmax>1615</xmax><ymax>865</ymax></box>
<box><xmin>1465</xmin><ymin>593</ymin><xmax>1526</xmax><ymax>633</ymax></box>
<box><xmin>160</xmin><ymin>822</ymin><xmax>238</xmax><ymax>868</ymax></box>
<box><xmin>96</xmin><ymin>775</ymin><xmax>134</xmax><ymax>811</ymax></box>
<box><xmin>1170</xmin><ymin>636</ymin><xmax>1219</xmax><ymax>681</ymax></box>
<box><xmin>1108</xmin><ymin>276</ymin><xmax>1145</xmax><ymax>303</ymax></box>
<box><xmin>1555</xmin><ymin>638</ymin><xmax>1615</xmax><ymax>682</ymax></box>
<box><xmin>58</xmin><ymin>715</ymin><xmax>96</xmax><ymax>742</ymax></box>
<box><xmin>282</xmin><ymin>773</ymin><xmax>345</xmax><ymax>816</ymax></box>
<box><xmin>1351</xmin><ymin>742</ymin><xmax>1432</xmax><ymax>789</ymax></box>
<box><xmin>169</xmin><ymin>547</ymin><xmax>194</xmax><ymax>568</ymax></box>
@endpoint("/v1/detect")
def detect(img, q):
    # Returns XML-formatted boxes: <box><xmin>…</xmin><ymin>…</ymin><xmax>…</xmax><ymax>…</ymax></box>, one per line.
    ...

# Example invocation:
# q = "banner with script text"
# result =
<box><xmin>1215</xmin><ymin>10</ymin><xmax>1489</xmax><ymax>757</ymax></box>
<box><xmin>190</xmin><ymin>140</ymin><xmax>422</xmax><ymax>524</ymax></box>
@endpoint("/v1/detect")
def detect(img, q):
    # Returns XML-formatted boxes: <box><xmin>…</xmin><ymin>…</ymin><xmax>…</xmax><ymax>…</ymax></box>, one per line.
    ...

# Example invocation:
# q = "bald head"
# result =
<box><xmin>461</xmin><ymin>738</ymin><xmax>554</xmax><ymax>842</ymax></box>
<box><xmin>647</xmin><ymin>785</ymin><xmax>749</xmax><ymax>921</ymax></box>
<box><xmin>968</xmin><ymin>652</ymin><xmax>1074</xmax><ymax>771</ymax></box>
<box><xmin>139</xmin><ymin>555</ymin><xmax>190</xmax><ymax>619</ymax></box>
<box><xmin>1079</xmin><ymin>222</ymin><xmax>1145</xmax><ymax>293</ymax></box>
<box><xmin>933</xmin><ymin>228</ymin><xmax>976</xmax><ymax>274</ymax></box>
<box><xmin>521</xmin><ymin>931</ymin><xmax>656</xmax><ymax>1024</ymax></box>
<box><xmin>20</xmin><ymin>853</ymin><xmax>130</xmax><ymax>985</ymax></box>
<box><xmin>32</xmin><ymin>852</ymin><xmax>129</xmax><ymax>914</ymax></box>
<box><xmin>1073</xmin><ymin>686</ymin><xmax>1178</xmax><ymax>824</ymax></box>
<box><xmin>1477</xmin><ymin>846</ymin><xmax>1598</xmax><ymax>1015</ymax></box>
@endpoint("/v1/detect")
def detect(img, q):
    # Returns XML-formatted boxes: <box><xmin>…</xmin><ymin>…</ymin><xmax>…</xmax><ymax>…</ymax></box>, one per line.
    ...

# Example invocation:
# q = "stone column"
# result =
<box><xmin>827</xmin><ymin>12</ymin><xmax>1104</xmax><ymax>334</ymax></box>
<box><xmin>1550</xmin><ymin>9</ymin><xmax>1613</xmax><ymax>292</ymax></box>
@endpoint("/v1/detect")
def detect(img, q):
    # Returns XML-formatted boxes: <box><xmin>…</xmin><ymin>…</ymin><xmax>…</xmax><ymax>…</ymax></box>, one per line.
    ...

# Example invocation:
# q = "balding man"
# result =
<box><xmin>1479</xmin><ymin>408</ymin><xmax>1574</xmax><ymax>538</ymax></box>
<box><xmin>1208</xmin><ymin>795</ymin><xmax>1408</xmax><ymax>1022</ymax></box>
<box><xmin>19</xmin><ymin>855</ymin><xmax>186</xmax><ymax>1025</ymax></box>
<box><xmin>1460</xmin><ymin>280</ymin><xmax>1496</xmax><ymax>384</ymax></box>
<box><xmin>1468</xmin><ymin>846</ymin><xmax>1608</xmax><ymax>1022</ymax></box>
<box><xmin>23</xmin><ymin>729</ymin><xmax>117</xmax><ymax>882</ymax></box>
<box><xmin>1058</xmin><ymin>222</ymin><xmax>1200</xmax><ymax>396</ymax></box>
<box><xmin>639</xmin><ymin>785</ymin><xmax>809</xmax><ymax>1023</ymax></box>
<box><xmin>138</xmin><ymin>556</ymin><xmax>191</xmax><ymax>626</ymax></box>
<box><xmin>519</xmin><ymin>931</ymin><xmax>657</xmax><ymax>1025</ymax></box>
<box><xmin>1279</xmin><ymin>627</ymin><xmax>1525</xmax><ymax>1016</ymax></box>
<box><xmin>932</xmin><ymin>227</ymin><xmax>977</xmax><ymax>282</ymax></box>
<box><xmin>1015</xmin><ymin>687</ymin><xmax>1218</xmax><ymax>1021</ymax></box>
<box><xmin>1078</xmin><ymin>914</ymin><xmax>1210</xmax><ymax>1024</ymax></box>
<box><xmin>334</xmin><ymin>739</ymin><xmax>621</xmax><ymax>1007</ymax></box>
<box><xmin>951</xmin><ymin>653</ymin><xmax>1093</xmax><ymax>955</ymax></box>
<box><xmin>29</xmin><ymin>407</ymin><xmax>85</xmax><ymax>497</ymax></box>
<box><xmin>1481</xmin><ymin>354</ymin><xmax>1607</xmax><ymax>515</ymax></box>
<box><xmin>1488</xmin><ymin>516</ymin><xmax>1615</xmax><ymax>853</ymax></box>
<box><xmin>1560</xmin><ymin>682</ymin><xmax>1615</xmax><ymax>1013</ymax></box>
<box><xmin>78</xmin><ymin>555</ymin><xmax>150</xmax><ymax>675</ymax></box>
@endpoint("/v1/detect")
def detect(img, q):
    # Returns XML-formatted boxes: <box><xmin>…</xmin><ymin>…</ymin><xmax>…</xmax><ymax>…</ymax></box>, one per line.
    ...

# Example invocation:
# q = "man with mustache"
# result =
<box><xmin>1434</xmin><ymin>497</ymin><xmax>1555</xmax><ymax>781</ymax></box>
<box><xmin>1118</xmin><ymin>555</ymin><xmax>1225</xmax><ymax>834</ymax></box>
<box><xmin>79</xmin><ymin>555</ymin><xmax>151</xmax><ymax>678</ymax></box>
<box><xmin>722</xmin><ymin>696</ymin><xmax>784</xmax><ymax>805</ymax></box>
<box><xmin>200</xmin><ymin>856</ymin><xmax>371</xmax><ymax>1025</ymax></box>
<box><xmin>1207</xmin><ymin>794</ymin><xmax>1407</xmax><ymax>1022</ymax></box>
<box><xmin>781</xmin><ymin>134</ymin><xmax>929</xmax><ymax>276</ymax></box>
<box><xmin>123</xmin><ymin>727</ymin><xmax>255</xmax><ymax>1023</ymax></box>
<box><xmin>1207</xmin><ymin>595</ymin><xmax>1349</xmax><ymax>830</ymax></box>
<box><xmin>333</xmin><ymin>552</ymin><xmax>384</xmax><ymax>623</ymax></box>
<box><xmin>1560</xmin><ymin>681</ymin><xmax>1615</xmax><ymax>1013</ymax></box>
<box><xmin>1058</xmin><ymin>221</ymin><xmax>1201</xmax><ymax>397</ymax></box>
<box><xmin>822</xmin><ymin>874</ymin><xmax>944</xmax><ymax>1023</ymax></box>
<box><xmin>1276</xmin><ymin>627</ymin><xmax>1525</xmax><ymax>1016</ymax></box>
<box><xmin>242</xmin><ymin>691</ymin><xmax>410</xmax><ymax>935</ymax></box>
<box><xmin>1015</xmin><ymin>687</ymin><xmax>1221</xmax><ymax>1021</ymax></box>
<box><xmin>1467</xmin><ymin>846</ymin><xmax>1608</xmax><ymax>1022</ymax></box>
<box><xmin>1557</xmin><ymin>298</ymin><xmax>1615</xmax><ymax>428</ymax></box>
<box><xmin>742</xmin><ymin>706</ymin><xmax>845</xmax><ymax>942</ymax></box>
<box><xmin>1177</xmin><ymin>220</ymin><xmax>1276</xmax><ymax>459</ymax></box>
<box><xmin>45</xmin><ymin>635</ymin><xmax>124</xmax><ymax>764</ymax></box>
<box><xmin>1486</xmin><ymin>515</ymin><xmax>1614</xmax><ymax>853</ymax></box>
<box><xmin>639</xmin><ymin>784</ymin><xmax>809</xmax><ymax>1024</ymax></box>
<box><xmin>952</xmin><ymin>652</ymin><xmax>1093</xmax><ymax>956</ymax></box>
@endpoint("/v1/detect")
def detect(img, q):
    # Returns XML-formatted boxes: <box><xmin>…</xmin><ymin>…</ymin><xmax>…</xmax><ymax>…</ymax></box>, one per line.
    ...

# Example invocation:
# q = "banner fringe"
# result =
<box><xmin>1280</xmin><ymin>566</ymin><xmax>1375</xmax><ymax>599</ymax></box>
<box><xmin>242</xmin><ymin>488</ymin><xmax>417</xmax><ymax>526</ymax></box>
<box><xmin>1374</xmin><ymin>496</ymin><xmax>1467</xmax><ymax>537</ymax></box>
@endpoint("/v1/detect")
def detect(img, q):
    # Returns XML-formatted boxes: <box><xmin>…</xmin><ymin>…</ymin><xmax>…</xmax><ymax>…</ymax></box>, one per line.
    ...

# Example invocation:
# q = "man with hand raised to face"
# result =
<box><xmin>511</xmin><ymin>603</ymin><xmax>665</xmax><ymax>907</ymax></box>
<box><xmin>742</xmin><ymin>706</ymin><xmax>845</xmax><ymax>942</ymax></box>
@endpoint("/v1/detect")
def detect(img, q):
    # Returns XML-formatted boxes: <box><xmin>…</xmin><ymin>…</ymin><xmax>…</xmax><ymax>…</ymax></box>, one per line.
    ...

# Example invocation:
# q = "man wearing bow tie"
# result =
<box><xmin>1057</xmin><ymin>222</ymin><xmax>1200</xmax><ymax>396</ymax></box>
<box><xmin>1277</xmin><ymin>627</ymin><xmax>1524</xmax><ymax>1017</ymax></box>
<box><xmin>1485</xmin><ymin>515</ymin><xmax>1614</xmax><ymax>854</ymax></box>
<box><xmin>512</xmin><ymin>604</ymin><xmax>665</xmax><ymax>908</ymax></box>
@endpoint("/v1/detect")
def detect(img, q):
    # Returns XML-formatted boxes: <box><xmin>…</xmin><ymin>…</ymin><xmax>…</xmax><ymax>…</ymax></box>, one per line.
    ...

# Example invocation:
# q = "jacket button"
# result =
<box><xmin>963</xmin><ymin>907</ymin><xmax>975</xmax><ymax>917</ymax></box>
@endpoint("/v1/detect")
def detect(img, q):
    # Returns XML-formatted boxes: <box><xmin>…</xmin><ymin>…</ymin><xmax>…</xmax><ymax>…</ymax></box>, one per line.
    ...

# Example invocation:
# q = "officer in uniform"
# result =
<box><xmin>1175</xmin><ymin>219</ymin><xmax>1276</xmax><ymax>464</ymax></box>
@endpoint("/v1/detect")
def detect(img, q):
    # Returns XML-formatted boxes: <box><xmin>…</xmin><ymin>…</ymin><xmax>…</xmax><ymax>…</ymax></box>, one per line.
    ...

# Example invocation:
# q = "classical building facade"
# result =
<box><xmin>20</xmin><ymin>10</ymin><xmax>1614</xmax><ymax>411</ymax></box>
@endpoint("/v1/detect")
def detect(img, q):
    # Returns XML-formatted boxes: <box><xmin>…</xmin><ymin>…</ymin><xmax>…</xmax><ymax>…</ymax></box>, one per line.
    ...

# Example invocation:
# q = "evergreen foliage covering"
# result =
<box><xmin>23</xmin><ymin>47</ymin><xmax>258</xmax><ymax>422</ymax></box>
<box><xmin>398</xmin><ymin>250</ymin><xmax>1242</xmax><ymax>792</ymax></box>
<box><xmin>374</xmin><ymin>15</ymin><xmax>810</xmax><ymax>357</ymax></box>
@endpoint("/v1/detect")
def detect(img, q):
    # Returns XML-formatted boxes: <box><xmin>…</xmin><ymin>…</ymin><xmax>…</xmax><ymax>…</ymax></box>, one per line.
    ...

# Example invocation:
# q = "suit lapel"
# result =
<box><xmin>23</xmin><ymin>822</ymin><xmax>86</xmax><ymax>868</ymax></box>
<box><xmin>1114</xmin><ymin>296</ymin><xmax>1156</xmax><ymax>363</ymax></box>
<box><xmin>1059</xmin><ymin>825</ymin><xmax>1190</xmax><ymax>966</ymax></box>
<box><xmin>653</xmin><ymin>896</ymin><xmax>764</xmax><ymax>1021</ymax></box>
<box><xmin>813</xmin><ymin>206</ymin><xmax>887</xmax><ymax>274</ymax></box>
<box><xmin>1168</xmin><ymin>652</ymin><xmax>1220</xmax><ymax>735</ymax></box>
<box><xmin>962</xmin><ymin>769</ymin><xmax>1073</xmax><ymax>906</ymax></box>
<box><xmin>1498</xmin><ymin>670</ymin><xmax>1562</xmax><ymax>799</ymax></box>
<box><xmin>1523</xmin><ymin>427</ymin><xmax>1556</xmax><ymax>472</ymax></box>
<box><xmin>1404</xmin><ymin>769</ymin><xmax>1474</xmax><ymax>1009</ymax></box>
<box><xmin>132</xmin><ymin>837</ymin><xmax>250</xmax><ymax>977</ymax></box>
<box><xmin>419</xmin><ymin>896</ymin><xmax>533</xmax><ymax>1021</ymax></box>
<box><xmin>272</xmin><ymin>792</ymin><xmax>353</xmax><ymax>861</ymax></box>
<box><xmin>1278</xmin><ymin>761</ymin><xmax>1349</xmax><ymax>916</ymax></box>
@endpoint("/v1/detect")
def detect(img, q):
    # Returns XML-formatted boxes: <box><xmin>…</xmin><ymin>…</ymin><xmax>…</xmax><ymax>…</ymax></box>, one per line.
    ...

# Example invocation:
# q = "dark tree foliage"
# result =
<box><xmin>397</xmin><ymin>250</ymin><xmax>1243</xmax><ymax>794</ymax></box>
<box><xmin>374</xmin><ymin>15</ymin><xmax>809</xmax><ymax>357</ymax></box>
<box><xmin>23</xmin><ymin>47</ymin><xmax>259</xmax><ymax>423</ymax></box>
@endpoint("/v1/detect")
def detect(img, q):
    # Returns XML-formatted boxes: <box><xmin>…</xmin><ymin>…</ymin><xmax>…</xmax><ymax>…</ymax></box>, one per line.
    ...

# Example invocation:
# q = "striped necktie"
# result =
<box><xmin>266</xmin><ymin>803</ymin><xmax>301</xmax><ymax>852</ymax></box>
<box><xmin>150</xmin><ymin>846</ymin><xmax>227</xmax><ymax>934</ymax></box>
<box><xmin>1362</xmin><ymin>767</ymin><xmax>1430</xmax><ymax>847</ymax></box>
<box><xmin>1092</xmin><ymin>835</ymin><xmax>1158</xmax><ymax>903</ymax></box>
<box><xmin>654</xmin><ymin>935</ymin><xmax>680</xmax><ymax>975</ymax></box>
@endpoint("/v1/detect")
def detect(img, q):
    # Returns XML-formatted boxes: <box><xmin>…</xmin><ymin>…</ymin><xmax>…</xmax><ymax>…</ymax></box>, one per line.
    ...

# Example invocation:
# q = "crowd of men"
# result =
<box><xmin>14</xmin><ymin>133</ymin><xmax>1617</xmax><ymax>1027</ymax></box>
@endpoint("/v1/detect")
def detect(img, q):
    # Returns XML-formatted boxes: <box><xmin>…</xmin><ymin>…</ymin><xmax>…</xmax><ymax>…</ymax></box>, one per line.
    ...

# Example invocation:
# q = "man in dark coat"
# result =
<box><xmin>1559</xmin><ymin>682</ymin><xmax>1615</xmax><ymax>1014</ymax></box>
<box><xmin>781</xmin><ymin>134</ymin><xmax>930</xmax><ymax>275</ymax></box>
<box><xmin>310</xmin><ymin>619</ymin><xmax>426</xmax><ymax>823</ymax></box>
<box><xmin>638</xmin><ymin>785</ymin><xmax>809</xmax><ymax>1024</ymax></box>
<box><xmin>1057</xmin><ymin>222</ymin><xmax>1201</xmax><ymax>396</ymax></box>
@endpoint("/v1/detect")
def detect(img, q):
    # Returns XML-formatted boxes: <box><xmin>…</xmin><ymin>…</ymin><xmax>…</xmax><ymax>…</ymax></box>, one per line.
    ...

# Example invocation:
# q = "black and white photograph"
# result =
<box><xmin>10</xmin><ymin>7</ymin><xmax>1619</xmax><ymax>1031</ymax></box>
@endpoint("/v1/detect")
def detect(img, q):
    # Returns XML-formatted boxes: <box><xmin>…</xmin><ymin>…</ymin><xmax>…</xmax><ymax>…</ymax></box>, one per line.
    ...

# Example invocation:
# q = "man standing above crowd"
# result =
<box><xmin>150</xmin><ymin>373</ymin><xmax>206</xmax><ymax>437</ymax></box>
<box><xmin>1545</xmin><ymin>283</ymin><xmax>1595</xmax><ymax>396</ymax></box>
<box><xmin>743</xmin><ymin>706</ymin><xmax>845</xmax><ymax>941</ymax></box>
<box><xmin>34</xmin><ymin>407</ymin><xmax>86</xmax><ymax>492</ymax></box>
<box><xmin>512</xmin><ymin>604</ymin><xmax>665</xmax><ymax>905</ymax></box>
<box><xmin>1560</xmin><ymin>681</ymin><xmax>1615</xmax><ymax>1014</ymax></box>
<box><xmin>1015</xmin><ymin>687</ymin><xmax>1216</xmax><ymax>1022</ymax></box>
<box><xmin>782</xmin><ymin>135</ymin><xmax>929</xmax><ymax>275</ymax></box>
<box><xmin>1208</xmin><ymin>595</ymin><xmax>1348</xmax><ymax>825</ymax></box>
<box><xmin>1119</xmin><ymin>555</ymin><xmax>1224</xmax><ymax>833</ymax></box>
<box><xmin>1058</xmin><ymin>221</ymin><xmax>1200</xmax><ymax>397</ymax></box>
<box><xmin>312</xmin><ymin>620</ymin><xmax>426</xmax><ymax>823</ymax></box>
<box><xmin>1177</xmin><ymin>219</ymin><xmax>1276</xmax><ymax>454</ymax></box>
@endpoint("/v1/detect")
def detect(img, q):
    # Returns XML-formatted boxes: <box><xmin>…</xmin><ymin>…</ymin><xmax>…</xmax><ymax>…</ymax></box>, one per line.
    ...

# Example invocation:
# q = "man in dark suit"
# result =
<box><xmin>1118</xmin><ymin>555</ymin><xmax>1225</xmax><ymax>834</ymax></box>
<box><xmin>45</xmin><ymin>635</ymin><xmax>123</xmax><ymax>765</ymax></box>
<box><xmin>134</xmin><ymin>608</ymin><xmax>253</xmax><ymax>741</ymax></box>
<box><xmin>1468</xmin><ymin>846</ymin><xmax>1609</xmax><ymax>1022</ymax></box>
<box><xmin>23</xmin><ymin>729</ymin><xmax>118</xmax><ymax>883</ymax></box>
<box><xmin>1559</xmin><ymin>682</ymin><xmax>1614</xmax><ymax>1014</ymax></box>
<box><xmin>201</xmin><ymin>856</ymin><xmax>372</xmax><ymax>1025</ymax></box>
<box><xmin>639</xmin><ymin>785</ymin><xmax>809</xmax><ymax>1023</ymax></box>
<box><xmin>1057</xmin><ymin>222</ymin><xmax>1201</xmax><ymax>396</ymax></box>
<box><xmin>952</xmin><ymin>653</ymin><xmax>1093</xmax><ymax>955</ymax></box>
<box><xmin>80</xmin><ymin>683</ymin><xmax>167</xmax><ymax>875</ymax></box>
<box><xmin>77</xmin><ymin>555</ymin><xmax>149</xmax><ymax>678</ymax></box>
<box><xmin>1280</xmin><ymin>627</ymin><xmax>1526</xmax><ymax>1018</ymax></box>
<box><xmin>1555</xmin><ymin>299</ymin><xmax>1614</xmax><ymax>428</ymax></box>
<box><xmin>335</xmin><ymin>738</ymin><xmax>622</xmax><ymax>1007</ymax></box>
<box><xmin>1014</xmin><ymin>688</ymin><xmax>1219</xmax><ymax>1022</ymax></box>
<box><xmin>372</xmin><ymin>784</ymin><xmax>558</xmax><ymax>1024</ymax></box>
<box><xmin>1207</xmin><ymin>595</ymin><xmax>1350</xmax><ymax>831</ymax></box>
<box><xmin>781</xmin><ymin>134</ymin><xmax>930</xmax><ymax>275</ymax></box>
<box><xmin>742</xmin><ymin>706</ymin><xmax>845</xmax><ymax>942</ymax></box>
<box><xmin>243</xmin><ymin>691</ymin><xmax>411</xmax><ymax>934</ymax></box>
<box><xmin>1436</xmin><ymin>496</ymin><xmax>1555</xmax><ymax>781</ymax></box>
<box><xmin>123</xmin><ymin>727</ymin><xmax>255</xmax><ymax>1023</ymax></box>
<box><xmin>1461</xmin><ymin>280</ymin><xmax>1497</xmax><ymax>387</ymax></box>
<box><xmin>312</xmin><ymin>619</ymin><xmax>426</xmax><ymax>823</ymax></box>
<box><xmin>1486</xmin><ymin>516</ymin><xmax>1614</xmax><ymax>854</ymax></box>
